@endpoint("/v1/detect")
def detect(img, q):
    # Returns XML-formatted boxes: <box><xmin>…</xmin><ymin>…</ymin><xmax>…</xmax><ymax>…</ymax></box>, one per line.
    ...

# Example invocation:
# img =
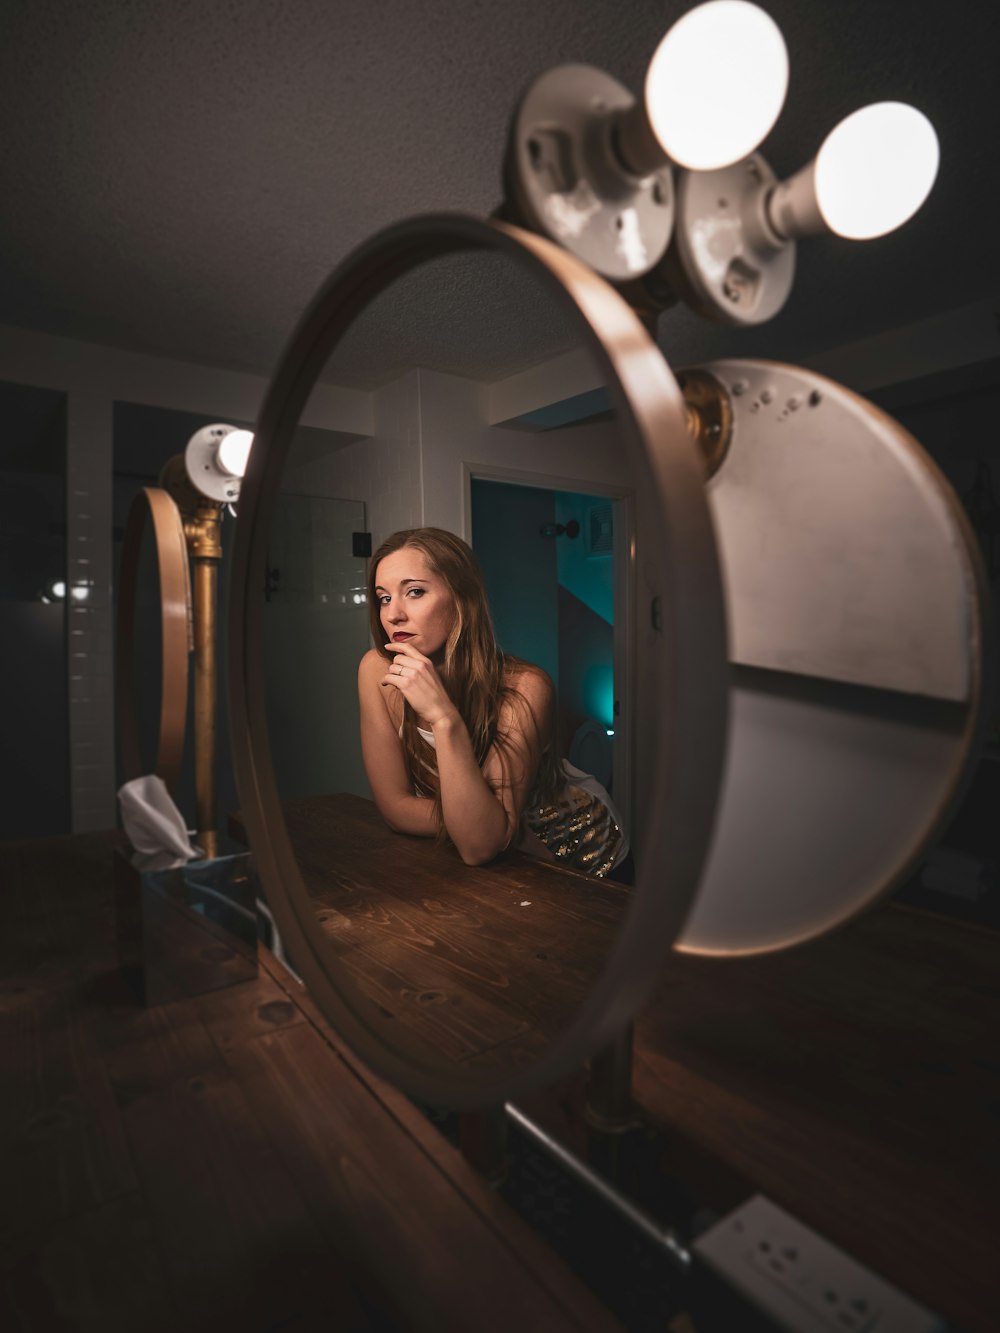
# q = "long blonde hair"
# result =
<box><xmin>368</xmin><ymin>528</ymin><xmax>563</xmax><ymax>832</ymax></box>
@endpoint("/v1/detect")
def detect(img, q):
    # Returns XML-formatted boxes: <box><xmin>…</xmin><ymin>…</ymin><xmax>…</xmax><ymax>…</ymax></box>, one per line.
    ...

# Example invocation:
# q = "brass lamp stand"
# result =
<box><xmin>159</xmin><ymin>454</ymin><xmax>224</xmax><ymax>859</ymax></box>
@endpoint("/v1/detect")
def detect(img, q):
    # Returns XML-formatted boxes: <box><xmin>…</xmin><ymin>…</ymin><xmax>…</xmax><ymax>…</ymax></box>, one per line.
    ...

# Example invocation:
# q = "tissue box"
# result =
<box><xmin>114</xmin><ymin>837</ymin><xmax>259</xmax><ymax>1006</ymax></box>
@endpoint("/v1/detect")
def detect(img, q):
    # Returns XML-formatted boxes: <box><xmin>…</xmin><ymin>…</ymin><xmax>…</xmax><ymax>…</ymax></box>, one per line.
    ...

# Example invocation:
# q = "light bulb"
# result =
<box><xmin>218</xmin><ymin>428</ymin><xmax>254</xmax><ymax>478</ymax></box>
<box><xmin>814</xmin><ymin>102</ymin><xmax>939</xmax><ymax>240</ymax></box>
<box><xmin>51</xmin><ymin>580</ymin><xmax>66</xmax><ymax>599</ymax></box>
<box><xmin>644</xmin><ymin>0</ymin><xmax>788</xmax><ymax>170</ymax></box>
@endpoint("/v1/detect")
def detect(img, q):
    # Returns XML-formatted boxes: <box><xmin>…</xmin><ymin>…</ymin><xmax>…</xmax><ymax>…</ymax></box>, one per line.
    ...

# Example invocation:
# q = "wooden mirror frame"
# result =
<box><xmin>116</xmin><ymin>485</ymin><xmax>191</xmax><ymax>793</ymax></box>
<box><xmin>228</xmin><ymin>213</ymin><xmax>729</xmax><ymax>1108</ymax></box>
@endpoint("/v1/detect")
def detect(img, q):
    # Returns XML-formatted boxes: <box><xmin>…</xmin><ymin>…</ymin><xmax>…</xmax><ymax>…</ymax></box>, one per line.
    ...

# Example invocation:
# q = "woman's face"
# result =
<box><xmin>374</xmin><ymin>547</ymin><xmax>457</xmax><ymax>663</ymax></box>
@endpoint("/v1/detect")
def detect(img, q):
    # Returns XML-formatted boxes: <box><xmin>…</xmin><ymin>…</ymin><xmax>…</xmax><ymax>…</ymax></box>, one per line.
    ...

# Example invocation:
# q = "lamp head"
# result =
<box><xmin>766</xmin><ymin>102</ymin><xmax>940</xmax><ymax>244</ymax></box>
<box><xmin>184</xmin><ymin>424</ymin><xmax>254</xmax><ymax>504</ymax></box>
<box><xmin>504</xmin><ymin>62</ymin><xmax>675</xmax><ymax>282</ymax></box>
<box><xmin>643</xmin><ymin>0</ymin><xmax>789</xmax><ymax>171</ymax></box>
<box><xmin>654</xmin><ymin>99</ymin><xmax>940</xmax><ymax>326</ymax></box>
<box><xmin>502</xmin><ymin>1</ymin><xmax>790</xmax><ymax>282</ymax></box>
<box><xmin>811</xmin><ymin>102</ymin><xmax>939</xmax><ymax>240</ymax></box>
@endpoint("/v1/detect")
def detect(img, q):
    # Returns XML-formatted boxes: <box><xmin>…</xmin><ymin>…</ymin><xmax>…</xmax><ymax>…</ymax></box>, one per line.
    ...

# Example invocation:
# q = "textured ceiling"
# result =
<box><xmin>0</xmin><ymin>0</ymin><xmax>996</xmax><ymax>389</ymax></box>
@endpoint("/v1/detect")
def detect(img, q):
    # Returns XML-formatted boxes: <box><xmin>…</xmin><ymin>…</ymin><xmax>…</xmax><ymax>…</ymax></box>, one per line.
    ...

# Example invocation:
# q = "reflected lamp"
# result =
<box><xmin>184</xmin><ymin>424</ymin><xmax>255</xmax><ymax>504</ymax></box>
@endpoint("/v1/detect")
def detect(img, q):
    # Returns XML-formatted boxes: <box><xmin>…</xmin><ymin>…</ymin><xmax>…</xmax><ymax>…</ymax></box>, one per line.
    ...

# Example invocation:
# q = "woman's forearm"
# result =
<box><xmin>377</xmin><ymin>792</ymin><xmax>439</xmax><ymax>838</ymax></box>
<box><xmin>432</xmin><ymin>713</ymin><xmax>511</xmax><ymax>864</ymax></box>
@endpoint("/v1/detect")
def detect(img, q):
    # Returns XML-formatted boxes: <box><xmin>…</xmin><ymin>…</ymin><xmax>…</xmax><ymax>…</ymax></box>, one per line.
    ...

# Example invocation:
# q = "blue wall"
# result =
<box><xmin>554</xmin><ymin>491</ymin><xmax>614</xmax><ymax>625</ymax></box>
<box><xmin>472</xmin><ymin>479</ymin><xmax>618</xmax><ymax>757</ymax></box>
<box><xmin>470</xmin><ymin>479</ymin><xmax>558</xmax><ymax>682</ymax></box>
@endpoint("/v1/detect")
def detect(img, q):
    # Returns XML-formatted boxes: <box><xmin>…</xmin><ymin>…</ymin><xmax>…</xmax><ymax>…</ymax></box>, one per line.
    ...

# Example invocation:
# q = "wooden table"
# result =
<box><xmin>232</xmin><ymin>793</ymin><xmax>632</xmax><ymax>1073</ymax></box>
<box><xmin>630</xmin><ymin>903</ymin><xmax>1000</xmax><ymax>1333</ymax></box>
<box><xmin>227</xmin><ymin>792</ymin><xmax>1000</xmax><ymax>1329</ymax></box>
<box><xmin>0</xmin><ymin>830</ymin><xmax>622</xmax><ymax>1332</ymax></box>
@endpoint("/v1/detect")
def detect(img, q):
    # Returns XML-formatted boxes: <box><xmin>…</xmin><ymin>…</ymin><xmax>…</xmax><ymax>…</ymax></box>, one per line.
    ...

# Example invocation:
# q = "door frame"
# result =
<box><xmin>463</xmin><ymin>462</ymin><xmax>635</xmax><ymax>833</ymax></box>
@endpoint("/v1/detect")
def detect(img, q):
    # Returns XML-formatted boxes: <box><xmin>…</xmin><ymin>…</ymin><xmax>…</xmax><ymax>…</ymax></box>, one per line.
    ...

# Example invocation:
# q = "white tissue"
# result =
<box><xmin>117</xmin><ymin>775</ymin><xmax>204</xmax><ymax>871</ymax></box>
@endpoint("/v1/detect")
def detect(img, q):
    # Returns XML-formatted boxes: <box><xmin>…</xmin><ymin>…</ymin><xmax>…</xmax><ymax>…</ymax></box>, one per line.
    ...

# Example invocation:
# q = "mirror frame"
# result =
<box><xmin>228</xmin><ymin>213</ymin><xmax>729</xmax><ymax>1107</ymax></box>
<box><xmin>116</xmin><ymin>485</ymin><xmax>190</xmax><ymax>793</ymax></box>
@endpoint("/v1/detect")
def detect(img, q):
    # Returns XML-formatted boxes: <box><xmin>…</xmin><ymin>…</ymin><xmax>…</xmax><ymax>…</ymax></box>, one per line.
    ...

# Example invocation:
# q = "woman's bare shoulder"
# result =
<box><xmin>359</xmin><ymin>647</ymin><xmax>404</xmax><ymax>727</ymax></box>
<box><xmin>504</xmin><ymin>660</ymin><xmax>554</xmax><ymax>705</ymax></box>
<box><xmin>359</xmin><ymin>646</ymin><xmax>388</xmax><ymax>682</ymax></box>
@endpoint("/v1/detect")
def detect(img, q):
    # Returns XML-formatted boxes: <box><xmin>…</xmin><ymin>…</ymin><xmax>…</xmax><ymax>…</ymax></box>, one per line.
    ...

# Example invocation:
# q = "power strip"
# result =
<box><xmin>692</xmin><ymin>1195</ymin><xmax>947</xmax><ymax>1333</ymax></box>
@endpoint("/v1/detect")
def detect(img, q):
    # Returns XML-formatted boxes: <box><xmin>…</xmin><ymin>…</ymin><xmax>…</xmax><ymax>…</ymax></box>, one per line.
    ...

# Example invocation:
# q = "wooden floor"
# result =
<box><xmin>0</xmin><ymin>832</ymin><xmax>621</xmax><ymax>1333</ymax></box>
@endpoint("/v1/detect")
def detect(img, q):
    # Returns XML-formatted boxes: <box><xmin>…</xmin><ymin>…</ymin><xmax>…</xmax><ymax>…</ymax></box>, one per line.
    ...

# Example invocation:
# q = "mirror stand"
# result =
<box><xmin>584</xmin><ymin>1025</ymin><xmax>636</xmax><ymax>1133</ymax></box>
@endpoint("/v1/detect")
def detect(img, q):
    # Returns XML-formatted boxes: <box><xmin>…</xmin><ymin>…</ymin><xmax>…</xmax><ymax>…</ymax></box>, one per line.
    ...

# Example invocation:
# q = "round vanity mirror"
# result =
<box><xmin>229</xmin><ymin>213</ymin><xmax>729</xmax><ymax>1108</ymax></box>
<box><xmin>117</xmin><ymin>486</ymin><xmax>190</xmax><ymax>793</ymax></box>
<box><xmin>675</xmin><ymin>359</ymin><xmax>992</xmax><ymax>955</ymax></box>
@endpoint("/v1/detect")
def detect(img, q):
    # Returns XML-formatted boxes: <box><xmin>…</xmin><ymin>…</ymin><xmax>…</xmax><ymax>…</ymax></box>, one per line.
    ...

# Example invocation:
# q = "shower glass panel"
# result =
<box><xmin>262</xmin><ymin>494</ymin><xmax>371</xmax><ymax>801</ymax></box>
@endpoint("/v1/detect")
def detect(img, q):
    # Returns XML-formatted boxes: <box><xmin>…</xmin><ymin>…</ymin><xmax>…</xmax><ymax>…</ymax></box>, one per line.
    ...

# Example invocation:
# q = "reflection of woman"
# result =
<box><xmin>358</xmin><ymin>527</ymin><xmax>631</xmax><ymax>880</ymax></box>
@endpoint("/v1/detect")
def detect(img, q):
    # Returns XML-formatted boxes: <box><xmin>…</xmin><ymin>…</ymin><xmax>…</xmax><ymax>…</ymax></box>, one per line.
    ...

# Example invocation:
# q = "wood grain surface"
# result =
<box><xmin>0</xmin><ymin>830</ymin><xmax>622</xmax><ymax>1333</ymax></box>
<box><xmin>11</xmin><ymin>820</ymin><xmax>993</xmax><ymax>1330</ymax></box>
<box><xmin>232</xmin><ymin>793</ymin><xmax>632</xmax><ymax>1072</ymax></box>
<box><xmin>632</xmin><ymin>903</ymin><xmax>1000</xmax><ymax>1333</ymax></box>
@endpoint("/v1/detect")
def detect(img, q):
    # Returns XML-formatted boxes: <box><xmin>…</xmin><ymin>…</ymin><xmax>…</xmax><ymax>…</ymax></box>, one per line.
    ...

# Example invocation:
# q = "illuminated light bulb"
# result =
<box><xmin>505</xmin><ymin>0</ymin><xmax>789</xmax><ymax>279</ymax></box>
<box><xmin>70</xmin><ymin>585</ymin><xmax>90</xmax><ymax>601</ymax></box>
<box><xmin>185</xmin><ymin>423</ymin><xmax>253</xmax><ymax>502</ymax></box>
<box><xmin>51</xmin><ymin>580</ymin><xmax>66</xmax><ymax>599</ymax></box>
<box><xmin>667</xmin><ymin>97</ymin><xmax>941</xmax><ymax>325</ymax></box>
<box><xmin>644</xmin><ymin>0</ymin><xmax>788</xmax><ymax>170</ymax></box>
<box><xmin>218</xmin><ymin>428</ymin><xmax>254</xmax><ymax>478</ymax></box>
<box><xmin>813</xmin><ymin>102</ymin><xmax>939</xmax><ymax>239</ymax></box>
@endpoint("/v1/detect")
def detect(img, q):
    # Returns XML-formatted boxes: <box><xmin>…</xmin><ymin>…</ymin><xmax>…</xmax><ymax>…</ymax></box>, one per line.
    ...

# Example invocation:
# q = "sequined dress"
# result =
<box><xmin>412</xmin><ymin>726</ymin><xmax>628</xmax><ymax>878</ymax></box>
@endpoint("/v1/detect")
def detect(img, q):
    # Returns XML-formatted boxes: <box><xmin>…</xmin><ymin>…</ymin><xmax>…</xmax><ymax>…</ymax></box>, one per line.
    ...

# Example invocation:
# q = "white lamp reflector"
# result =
<box><xmin>185</xmin><ymin>423</ymin><xmax>249</xmax><ymax>502</ymax></box>
<box><xmin>644</xmin><ymin>0</ymin><xmax>788</xmax><ymax>170</ymax></box>
<box><xmin>814</xmin><ymin>102</ymin><xmax>939</xmax><ymax>240</ymax></box>
<box><xmin>218</xmin><ymin>428</ymin><xmax>254</xmax><ymax>478</ymax></box>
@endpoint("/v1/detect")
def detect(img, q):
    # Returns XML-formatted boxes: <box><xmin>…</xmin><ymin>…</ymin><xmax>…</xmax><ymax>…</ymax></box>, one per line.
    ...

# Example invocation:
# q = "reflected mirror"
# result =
<box><xmin>270</xmin><ymin>256</ymin><xmax>634</xmax><ymax>1075</ymax></box>
<box><xmin>230</xmin><ymin>214</ymin><xmax>728</xmax><ymax>1108</ymax></box>
<box><xmin>117</xmin><ymin>486</ymin><xmax>190</xmax><ymax>793</ymax></box>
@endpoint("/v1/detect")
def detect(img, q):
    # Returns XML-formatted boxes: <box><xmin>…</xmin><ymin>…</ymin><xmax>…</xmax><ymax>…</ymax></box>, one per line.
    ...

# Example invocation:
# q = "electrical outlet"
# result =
<box><xmin>693</xmin><ymin>1195</ymin><xmax>947</xmax><ymax>1333</ymax></box>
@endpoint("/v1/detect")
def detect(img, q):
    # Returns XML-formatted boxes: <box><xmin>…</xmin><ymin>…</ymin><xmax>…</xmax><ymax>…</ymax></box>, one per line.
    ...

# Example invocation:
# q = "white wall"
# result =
<box><xmin>4</xmin><ymin>290</ymin><xmax>995</xmax><ymax>835</ymax></box>
<box><xmin>0</xmin><ymin>322</ymin><xmax>373</xmax><ymax>832</ymax></box>
<box><xmin>418</xmin><ymin>366</ymin><xmax>632</xmax><ymax>537</ymax></box>
<box><xmin>287</xmin><ymin>371</ymin><xmax>423</xmax><ymax>549</ymax></box>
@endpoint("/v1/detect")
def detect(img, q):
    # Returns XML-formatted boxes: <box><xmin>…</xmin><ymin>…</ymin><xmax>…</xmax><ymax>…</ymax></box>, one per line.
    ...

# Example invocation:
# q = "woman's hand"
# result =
<box><xmin>382</xmin><ymin>640</ymin><xmax>459</xmax><ymax>727</ymax></box>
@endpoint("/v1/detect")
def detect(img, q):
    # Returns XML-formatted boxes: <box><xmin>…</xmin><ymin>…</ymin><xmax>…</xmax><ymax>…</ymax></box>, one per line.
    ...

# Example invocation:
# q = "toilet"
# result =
<box><xmin>568</xmin><ymin>719</ymin><xmax>614</xmax><ymax>789</ymax></box>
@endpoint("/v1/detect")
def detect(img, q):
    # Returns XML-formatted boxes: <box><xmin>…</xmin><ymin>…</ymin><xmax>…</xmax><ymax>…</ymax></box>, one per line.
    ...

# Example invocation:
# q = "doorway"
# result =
<box><xmin>470</xmin><ymin>475</ymin><xmax>631</xmax><ymax>826</ymax></box>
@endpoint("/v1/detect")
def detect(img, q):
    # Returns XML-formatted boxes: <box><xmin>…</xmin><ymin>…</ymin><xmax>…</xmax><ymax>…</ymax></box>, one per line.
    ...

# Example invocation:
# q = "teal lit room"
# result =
<box><xmin>1</xmin><ymin>2</ymin><xmax>998</xmax><ymax>1329</ymax></box>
